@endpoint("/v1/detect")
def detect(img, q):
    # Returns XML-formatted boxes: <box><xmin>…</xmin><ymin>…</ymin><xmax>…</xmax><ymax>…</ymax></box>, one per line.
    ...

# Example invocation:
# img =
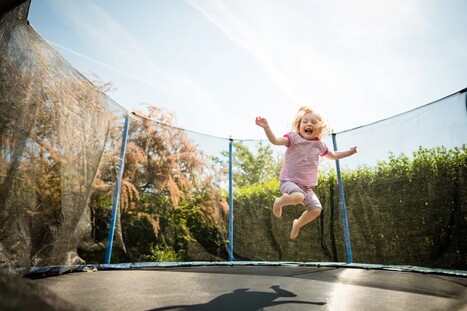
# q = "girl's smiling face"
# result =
<box><xmin>299</xmin><ymin>112</ymin><xmax>321</xmax><ymax>140</ymax></box>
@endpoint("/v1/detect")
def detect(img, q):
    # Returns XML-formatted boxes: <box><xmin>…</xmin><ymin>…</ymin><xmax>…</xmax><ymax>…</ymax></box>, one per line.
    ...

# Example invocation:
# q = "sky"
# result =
<box><xmin>28</xmin><ymin>0</ymin><xmax>467</xmax><ymax>140</ymax></box>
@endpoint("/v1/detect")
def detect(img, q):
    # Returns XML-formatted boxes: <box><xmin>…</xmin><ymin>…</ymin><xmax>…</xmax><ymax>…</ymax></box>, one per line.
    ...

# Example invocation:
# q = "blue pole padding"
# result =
<box><xmin>104</xmin><ymin>114</ymin><xmax>131</xmax><ymax>264</ymax></box>
<box><xmin>331</xmin><ymin>133</ymin><xmax>353</xmax><ymax>263</ymax></box>
<box><xmin>228</xmin><ymin>138</ymin><xmax>234</xmax><ymax>261</ymax></box>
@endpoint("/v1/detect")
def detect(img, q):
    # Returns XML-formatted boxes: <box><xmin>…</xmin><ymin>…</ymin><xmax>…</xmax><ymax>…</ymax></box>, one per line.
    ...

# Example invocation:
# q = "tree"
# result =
<box><xmin>93</xmin><ymin>106</ymin><xmax>230</xmax><ymax>261</ymax></box>
<box><xmin>216</xmin><ymin>141</ymin><xmax>281</xmax><ymax>188</ymax></box>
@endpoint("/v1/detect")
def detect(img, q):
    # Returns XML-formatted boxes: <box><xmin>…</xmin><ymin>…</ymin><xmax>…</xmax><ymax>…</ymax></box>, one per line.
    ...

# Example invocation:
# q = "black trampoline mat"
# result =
<box><xmin>31</xmin><ymin>265</ymin><xmax>467</xmax><ymax>311</ymax></box>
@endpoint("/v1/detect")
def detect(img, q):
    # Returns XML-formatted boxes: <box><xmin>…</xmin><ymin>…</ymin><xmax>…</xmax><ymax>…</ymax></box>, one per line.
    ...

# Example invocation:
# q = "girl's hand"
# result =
<box><xmin>255</xmin><ymin>116</ymin><xmax>268</xmax><ymax>128</ymax></box>
<box><xmin>349</xmin><ymin>146</ymin><xmax>358</xmax><ymax>154</ymax></box>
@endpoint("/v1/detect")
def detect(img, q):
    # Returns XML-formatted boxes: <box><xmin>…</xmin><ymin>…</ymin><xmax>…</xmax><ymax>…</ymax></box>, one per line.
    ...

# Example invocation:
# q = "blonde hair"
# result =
<box><xmin>291</xmin><ymin>106</ymin><xmax>330</xmax><ymax>139</ymax></box>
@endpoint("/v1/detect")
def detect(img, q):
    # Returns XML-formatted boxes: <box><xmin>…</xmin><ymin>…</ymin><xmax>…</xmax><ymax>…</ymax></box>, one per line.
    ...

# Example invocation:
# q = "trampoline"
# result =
<box><xmin>1</xmin><ymin>2</ymin><xmax>466</xmax><ymax>311</ymax></box>
<box><xmin>2</xmin><ymin>262</ymin><xmax>460</xmax><ymax>310</ymax></box>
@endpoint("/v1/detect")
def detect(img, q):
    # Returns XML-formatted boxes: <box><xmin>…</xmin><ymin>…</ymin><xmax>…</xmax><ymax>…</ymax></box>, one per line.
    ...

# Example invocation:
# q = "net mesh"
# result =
<box><xmin>1</xmin><ymin>1</ymin><xmax>466</xmax><ymax>272</ymax></box>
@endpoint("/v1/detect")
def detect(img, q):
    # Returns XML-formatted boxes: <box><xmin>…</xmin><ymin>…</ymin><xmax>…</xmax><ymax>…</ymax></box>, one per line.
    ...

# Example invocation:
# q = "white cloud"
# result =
<box><xmin>185</xmin><ymin>0</ymin><xmax>438</xmax><ymax>131</ymax></box>
<box><xmin>48</xmin><ymin>0</ymin><xmax>224</xmax><ymax>121</ymax></box>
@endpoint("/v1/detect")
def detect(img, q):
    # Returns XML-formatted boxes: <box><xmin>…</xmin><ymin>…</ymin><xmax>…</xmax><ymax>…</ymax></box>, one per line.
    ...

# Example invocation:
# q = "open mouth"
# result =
<box><xmin>304</xmin><ymin>128</ymin><xmax>313</xmax><ymax>134</ymax></box>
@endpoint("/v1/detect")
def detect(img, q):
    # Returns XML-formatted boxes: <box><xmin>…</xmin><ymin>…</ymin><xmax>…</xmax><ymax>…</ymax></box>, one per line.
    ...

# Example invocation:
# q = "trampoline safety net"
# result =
<box><xmin>1</xmin><ymin>1</ymin><xmax>466</xmax><ymax>274</ymax></box>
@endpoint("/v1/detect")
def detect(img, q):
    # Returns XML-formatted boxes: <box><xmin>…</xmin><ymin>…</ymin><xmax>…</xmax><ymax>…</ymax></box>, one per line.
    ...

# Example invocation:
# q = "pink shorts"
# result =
<box><xmin>279</xmin><ymin>181</ymin><xmax>322</xmax><ymax>210</ymax></box>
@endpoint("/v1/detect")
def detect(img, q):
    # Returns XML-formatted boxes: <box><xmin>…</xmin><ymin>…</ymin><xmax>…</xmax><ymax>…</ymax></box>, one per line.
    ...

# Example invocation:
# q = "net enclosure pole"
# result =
<box><xmin>228</xmin><ymin>138</ymin><xmax>234</xmax><ymax>261</ymax></box>
<box><xmin>331</xmin><ymin>133</ymin><xmax>353</xmax><ymax>263</ymax></box>
<box><xmin>104</xmin><ymin>114</ymin><xmax>130</xmax><ymax>264</ymax></box>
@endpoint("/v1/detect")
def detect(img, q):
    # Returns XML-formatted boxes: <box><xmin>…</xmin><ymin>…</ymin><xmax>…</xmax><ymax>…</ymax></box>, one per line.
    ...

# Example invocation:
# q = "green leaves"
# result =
<box><xmin>221</xmin><ymin>141</ymin><xmax>281</xmax><ymax>188</ymax></box>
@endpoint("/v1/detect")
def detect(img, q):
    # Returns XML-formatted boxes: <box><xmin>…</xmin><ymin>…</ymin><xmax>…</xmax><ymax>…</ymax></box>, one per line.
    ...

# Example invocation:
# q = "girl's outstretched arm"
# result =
<box><xmin>325</xmin><ymin>146</ymin><xmax>358</xmax><ymax>160</ymax></box>
<box><xmin>255</xmin><ymin>117</ymin><xmax>288</xmax><ymax>146</ymax></box>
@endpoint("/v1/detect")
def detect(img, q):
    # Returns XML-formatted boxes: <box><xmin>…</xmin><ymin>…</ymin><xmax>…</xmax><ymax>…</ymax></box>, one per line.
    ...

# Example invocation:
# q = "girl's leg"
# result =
<box><xmin>290</xmin><ymin>208</ymin><xmax>321</xmax><ymax>240</ymax></box>
<box><xmin>273</xmin><ymin>192</ymin><xmax>305</xmax><ymax>218</ymax></box>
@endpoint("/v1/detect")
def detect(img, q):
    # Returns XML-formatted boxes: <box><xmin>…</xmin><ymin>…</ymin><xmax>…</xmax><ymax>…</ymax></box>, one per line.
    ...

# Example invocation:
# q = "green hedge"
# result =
<box><xmin>233</xmin><ymin>145</ymin><xmax>466</xmax><ymax>270</ymax></box>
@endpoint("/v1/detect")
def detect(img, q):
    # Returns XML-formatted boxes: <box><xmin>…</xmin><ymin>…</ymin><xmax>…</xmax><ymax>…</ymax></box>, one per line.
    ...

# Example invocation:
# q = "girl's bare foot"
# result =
<box><xmin>290</xmin><ymin>219</ymin><xmax>300</xmax><ymax>239</ymax></box>
<box><xmin>273</xmin><ymin>198</ymin><xmax>282</xmax><ymax>218</ymax></box>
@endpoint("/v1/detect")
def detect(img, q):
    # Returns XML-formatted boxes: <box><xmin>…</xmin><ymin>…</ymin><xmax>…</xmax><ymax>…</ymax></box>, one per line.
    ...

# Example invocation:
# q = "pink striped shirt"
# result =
<box><xmin>280</xmin><ymin>132</ymin><xmax>328</xmax><ymax>186</ymax></box>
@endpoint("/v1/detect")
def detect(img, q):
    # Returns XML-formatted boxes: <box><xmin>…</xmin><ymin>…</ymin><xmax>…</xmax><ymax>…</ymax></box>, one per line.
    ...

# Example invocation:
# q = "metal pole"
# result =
<box><xmin>332</xmin><ymin>133</ymin><xmax>353</xmax><ymax>263</ymax></box>
<box><xmin>228</xmin><ymin>138</ymin><xmax>234</xmax><ymax>261</ymax></box>
<box><xmin>104</xmin><ymin>114</ymin><xmax>130</xmax><ymax>264</ymax></box>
